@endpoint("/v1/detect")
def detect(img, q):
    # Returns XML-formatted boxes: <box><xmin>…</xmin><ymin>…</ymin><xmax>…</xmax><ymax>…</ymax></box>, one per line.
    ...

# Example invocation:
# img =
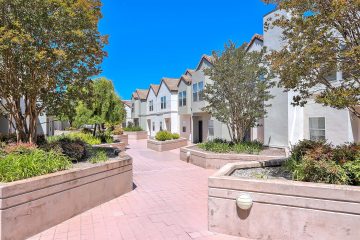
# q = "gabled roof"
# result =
<box><xmin>132</xmin><ymin>92</ymin><xmax>139</xmax><ymax>100</ymax></box>
<box><xmin>122</xmin><ymin>100</ymin><xmax>132</xmax><ymax>108</ymax></box>
<box><xmin>146</xmin><ymin>84</ymin><xmax>160</xmax><ymax>99</ymax></box>
<box><xmin>184</xmin><ymin>69</ymin><xmax>195</xmax><ymax>76</ymax></box>
<box><xmin>195</xmin><ymin>54</ymin><xmax>215</xmax><ymax>71</ymax></box>
<box><xmin>160</xmin><ymin>78</ymin><xmax>179</xmax><ymax>92</ymax></box>
<box><xmin>177</xmin><ymin>74</ymin><xmax>192</xmax><ymax>87</ymax></box>
<box><xmin>135</xmin><ymin>89</ymin><xmax>149</xmax><ymax>100</ymax></box>
<box><xmin>246</xmin><ymin>34</ymin><xmax>264</xmax><ymax>51</ymax></box>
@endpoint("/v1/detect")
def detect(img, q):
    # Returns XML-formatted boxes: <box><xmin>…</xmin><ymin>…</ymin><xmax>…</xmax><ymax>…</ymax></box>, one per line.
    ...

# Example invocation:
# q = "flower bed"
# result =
<box><xmin>180</xmin><ymin>145</ymin><xmax>286</xmax><ymax>169</ymax></box>
<box><xmin>208</xmin><ymin>159</ymin><xmax>360</xmax><ymax>240</ymax></box>
<box><xmin>0</xmin><ymin>151</ymin><xmax>133</xmax><ymax>240</ymax></box>
<box><xmin>147</xmin><ymin>138</ymin><xmax>188</xmax><ymax>152</ymax></box>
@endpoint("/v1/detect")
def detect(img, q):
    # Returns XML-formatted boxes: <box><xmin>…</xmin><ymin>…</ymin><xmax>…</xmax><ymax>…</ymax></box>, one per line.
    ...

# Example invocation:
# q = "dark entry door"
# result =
<box><xmin>198</xmin><ymin>120</ymin><xmax>203</xmax><ymax>143</ymax></box>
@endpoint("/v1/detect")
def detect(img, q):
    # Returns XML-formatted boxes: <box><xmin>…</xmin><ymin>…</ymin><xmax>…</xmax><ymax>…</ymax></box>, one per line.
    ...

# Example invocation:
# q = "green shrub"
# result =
<box><xmin>112</xmin><ymin>126</ymin><xmax>123</xmax><ymax>135</ymax></box>
<box><xmin>286</xmin><ymin>140</ymin><xmax>360</xmax><ymax>185</ymax></box>
<box><xmin>198</xmin><ymin>139</ymin><xmax>263</xmax><ymax>154</ymax></box>
<box><xmin>88</xmin><ymin>149</ymin><xmax>108</xmax><ymax>164</ymax></box>
<box><xmin>123</xmin><ymin>126</ymin><xmax>143</xmax><ymax>132</ymax></box>
<box><xmin>42</xmin><ymin>138</ymin><xmax>87</xmax><ymax>162</ymax></box>
<box><xmin>0</xmin><ymin>149</ymin><xmax>72</xmax><ymax>182</ymax></box>
<box><xmin>48</xmin><ymin>133</ymin><xmax>101</xmax><ymax>145</ymax></box>
<box><xmin>155</xmin><ymin>131</ymin><xmax>173</xmax><ymax>141</ymax></box>
<box><xmin>172</xmin><ymin>133</ymin><xmax>180</xmax><ymax>140</ymax></box>
<box><xmin>97</xmin><ymin>132</ymin><xmax>114</xmax><ymax>143</ymax></box>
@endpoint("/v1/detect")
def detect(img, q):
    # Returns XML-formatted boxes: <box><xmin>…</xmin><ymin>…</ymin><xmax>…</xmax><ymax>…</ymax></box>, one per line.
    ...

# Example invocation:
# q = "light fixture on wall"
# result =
<box><xmin>236</xmin><ymin>193</ymin><xmax>253</xmax><ymax>210</ymax></box>
<box><xmin>186</xmin><ymin>151</ymin><xmax>191</xmax><ymax>163</ymax></box>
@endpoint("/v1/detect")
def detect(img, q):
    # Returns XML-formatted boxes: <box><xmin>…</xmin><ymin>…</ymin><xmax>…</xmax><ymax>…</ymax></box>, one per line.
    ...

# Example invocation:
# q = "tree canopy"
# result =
<box><xmin>74</xmin><ymin>78</ymin><xmax>126</xmax><ymax>134</ymax></box>
<box><xmin>0</xmin><ymin>0</ymin><xmax>107</xmax><ymax>142</ymax></box>
<box><xmin>263</xmin><ymin>0</ymin><xmax>360</xmax><ymax>117</ymax></box>
<box><xmin>203</xmin><ymin>42</ymin><xmax>274</xmax><ymax>143</ymax></box>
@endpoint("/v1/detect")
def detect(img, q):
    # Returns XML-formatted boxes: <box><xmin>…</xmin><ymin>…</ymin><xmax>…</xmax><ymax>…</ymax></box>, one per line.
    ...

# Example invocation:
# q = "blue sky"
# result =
<box><xmin>98</xmin><ymin>0</ymin><xmax>275</xmax><ymax>100</ymax></box>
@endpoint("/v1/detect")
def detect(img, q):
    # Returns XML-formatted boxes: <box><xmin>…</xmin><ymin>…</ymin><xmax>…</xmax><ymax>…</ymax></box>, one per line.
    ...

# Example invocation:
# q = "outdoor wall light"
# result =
<box><xmin>186</xmin><ymin>151</ymin><xmax>191</xmax><ymax>162</ymax></box>
<box><xmin>236</xmin><ymin>193</ymin><xmax>253</xmax><ymax>210</ymax></box>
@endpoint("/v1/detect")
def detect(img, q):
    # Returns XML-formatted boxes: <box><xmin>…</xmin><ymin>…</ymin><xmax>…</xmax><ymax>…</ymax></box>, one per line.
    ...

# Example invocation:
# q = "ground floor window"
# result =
<box><xmin>160</xmin><ymin>121</ymin><xmax>163</xmax><ymax>131</ymax></box>
<box><xmin>309</xmin><ymin>117</ymin><xmax>325</xmax><ymax>141</ymax></box>
<box><xmin>152</xmin><ymin>122</ymin><xmax>155</xmax><ymax>131</ymax></box>
<box><xmin>208</xmin><ymin>120</ymin><xmax>214</xmax><ymax>137</ymax></box>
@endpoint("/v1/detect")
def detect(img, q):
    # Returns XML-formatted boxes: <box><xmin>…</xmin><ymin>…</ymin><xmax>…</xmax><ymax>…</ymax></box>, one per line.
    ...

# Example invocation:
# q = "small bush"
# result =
<box><xmin>48</xmin><ymin>133</ymin><xmax>101</xmax><ymax>145</ymax></box>
<box><xmin>286</xmin><ymin>140</ymin><xmax>360</xmax><ymax>185</ymax></box>
<box><xmin>81</xmin><ymin>128</ymin><xmax>93</xmax><ymax>135</ymax></box>
<box><xmin>155</xmin><ymin>131</ymin><xmax>173</xmax><ymax>141</ymax></box>
<box><xmin>0</xmin><ymin>149</ymin><xmax>72</xmax><ymax>182</ymax></box>
<box><xmin>112</xmin><ymin>126</ymin><xmax>123</xmax><ymax>135</ymax></box>
<box><xmin>97</xmin><ymin>132</ymin><xmax>114</xmax><ymax>143</ymax></box>
<box><xmin>2</xmin><ymin>143</ymin><xmax>37</xmax><ymax>154</ymax></box>
<box><xmin>198</xmin><ymin>139</ymin><xmax>263</xmax><ymax>154</ymax></box>
<box><xmin>42</xmin><ymin>138</ymin><xmax>87</xmax><ymax>162</ymax></box>
<box><xmin>172</xmin><ymin>133</ymin><xmax>180</xmax><ymax>140</ymax></box>
<box><xmin>123</xmin><ymin>126</ymin><xmax>143</xmax><ymax>132</ymax></box>
<box><xmin>88</xmin><ymin>149</ymin><xmax>108</xmax><ymax>164</ymax></box>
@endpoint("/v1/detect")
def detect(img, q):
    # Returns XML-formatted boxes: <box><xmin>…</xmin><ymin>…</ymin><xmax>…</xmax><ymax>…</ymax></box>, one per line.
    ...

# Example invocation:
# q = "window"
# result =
<box><xmin>193</xmin><ymin>83</ymin><xmax>198</xmax><ymax>102</ymax></box>
<box><xmin>178</xmin><ymin>91</ymin><xmax>187</xmax><ymax>107</ymax></box>
<box><xmin>198</xmin><ymin>81</ymin><xmax>204</xmax><ymax>101</ymax></box>
<box><xmin>152</xmin><ymin>122</ymin><xmax>155</xmax><ymax>131</ymax></box>
<box><xmin>161</xmin><ymin>96</ymin><xmax>166</xmax><ymax>109</ymax></box>
<box><xmin>183</xmin><ymin>126</ymin><xmax>186</xmax><ymax>133</ymax></box>
<box><xmin>149</xmin><ymin>100</ymin><xmax>154</xmax><ymax>112</ymax></box>
<box><xmin>208</xmin><ymin>120</ymin><xmax>214</xmax><ymax>137</ymax></box>
<box><xmin>132</xmin><ymin>103</ymin><xmax>134</xmax><ymax>112</ymax></box>
<box><xmin>160</xmin><ymin>121</ymin><xmax>163</xmax><ymax>131</ymax></box>
<box><xmin>309</xmin><ymin>117</ymin><xmax>325</xmax><ymax>141</ymax></box>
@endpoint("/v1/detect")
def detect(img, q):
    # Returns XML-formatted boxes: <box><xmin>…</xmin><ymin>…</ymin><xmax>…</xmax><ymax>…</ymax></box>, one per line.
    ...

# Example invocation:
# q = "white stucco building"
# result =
<box><xmin>131</xmin><ymin>89</ymin><xmax>148</xmax><ymax>131</ymax></box>
<box><xmin>263</xmin><ymin>10</ymin><xmax>360</xmax><ymax>148</ymax></box>
<box><xmin>122</xmin><ymin>100</ymin><xmax>133</xmax><ymax>127</ymax></box>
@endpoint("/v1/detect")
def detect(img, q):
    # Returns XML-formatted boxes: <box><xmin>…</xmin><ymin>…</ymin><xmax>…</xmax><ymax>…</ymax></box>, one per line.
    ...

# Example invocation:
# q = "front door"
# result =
<box><xmin>198</xmin><ymin>120</ymin><xmax>203</xmax><ymax>143</ymax></box>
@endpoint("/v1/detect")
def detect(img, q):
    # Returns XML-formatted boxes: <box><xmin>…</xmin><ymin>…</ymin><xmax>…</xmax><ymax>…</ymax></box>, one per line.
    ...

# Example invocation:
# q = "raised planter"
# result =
<box><xmin>95</xmin><ymin>142</ymin><xmax>126</xmax><ymax>152</ymax></box>
<box><xmin>147</xmin><ymin>138</ymin><xmax>188</xmax><ymax>152</ymax></box>
<box><xmin>112</xmin><ymin>134</ymin><xmax>128</xmax><ymax>145</ymax></box>
<box><xmin>208</xmin><ymin>160</ymin><xmax>360</xmax><ymax>240</ymax></box>
<box><xmin>180</xmin><ymin>145</ymin><xmax>286</xmax><ymax>169</ymax></box>
<box><xmin>123</xmin><ymin>131</ymin><xmax>148</xmax><ymax>140</ymax></box>
<box><xmin>0</xmin><ymin>153</ymin><xmax>133</xmax><ymax>240</ymax></box>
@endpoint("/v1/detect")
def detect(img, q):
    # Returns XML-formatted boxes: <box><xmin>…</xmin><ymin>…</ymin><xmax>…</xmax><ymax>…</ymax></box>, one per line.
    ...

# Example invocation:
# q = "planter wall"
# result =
<box><xmin>113</xmin><ymin>134</ymin><xmax>128</xmax><ymax>145</ymax></box>
<box><xmin>208</xmin><ymin>161</ymin><xmax>360</xmax><ymax>240</ymax></box>
<box><xmin>147</xmin><ymin>138</ymin><xmax>188</xmax><ymax>152</ymax></box>
<box><xmin>95</xmin><ymin>142</ymin><xmax>126</xmax><ymax>152</ymax></box>
<box><xmin>0</xmin><ymin>154</ymin><xmax>133</xmax><ymax>240</ymax></box>
<box><xmin>180</xmin><ymin>146</ymin><xmax>286</xmax><ymax>169</ymax></box>
<box><xmin>123</xmin><ymin>131</ymin><xmax>148</xmax><ymax>140</ymax></box>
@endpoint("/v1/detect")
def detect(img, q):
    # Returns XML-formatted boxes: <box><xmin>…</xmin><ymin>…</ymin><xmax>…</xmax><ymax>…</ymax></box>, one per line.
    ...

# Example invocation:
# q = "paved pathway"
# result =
<box><xmin>30</xmin><ymin>140</ymin><xmax>245</xmax><ymax>240</ymax></box>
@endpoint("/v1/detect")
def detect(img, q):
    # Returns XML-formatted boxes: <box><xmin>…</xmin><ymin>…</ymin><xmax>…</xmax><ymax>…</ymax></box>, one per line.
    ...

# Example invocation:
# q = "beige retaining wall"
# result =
<box><xmin>123</xmin><ymin>131</ymin><xmax>148</xmax><ymax>140</ymax></box>
<box><xmin>0</xmin><ymin>154</ymin><xmax>133</xmax><ymax>240</ymax></box>
<box><xmin>208</xmin><ymin>161</ymin><xmax>360</xmax><ymax>240</ymax></box>
<box><xmin>113</xmin><ymin>134</ymin><xmax>129</xmax><ymax>145</ymax></box>
<box><xmin>147</xmin><ymin>138</ymin><xmax>188</xmax><ymax>152</ymax></box>
<box><xmin>95</xmin><ymin>142</ymin><xmax>126</xmax><ymax>152</ymax></box>
<box><xmin>180</xmin><ymin>146</ymin><xmax>286</xmax><ymax>169</ymax></box>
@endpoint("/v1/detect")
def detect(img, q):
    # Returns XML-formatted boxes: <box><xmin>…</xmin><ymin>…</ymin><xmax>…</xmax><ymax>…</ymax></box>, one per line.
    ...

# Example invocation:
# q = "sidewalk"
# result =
<box><xmin>29</xmin><ymin>139</ymin><xmax>247</xmax><ymax>240</ymax></box>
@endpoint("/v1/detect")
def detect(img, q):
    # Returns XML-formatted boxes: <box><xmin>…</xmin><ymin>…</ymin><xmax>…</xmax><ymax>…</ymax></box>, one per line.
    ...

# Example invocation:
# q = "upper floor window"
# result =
<box><xmin>309</xmin><ymin>117</ymin><xmax>325</xmax><ymax>141</ymax></box>
<box><xmin>193</xmin><ymin>81</ymin><xmax>204</xmax><ymax>102</ymax></box>
<box><xmin>178</xmin><ymin>91</ymin><xmax>187</xmax><ymax>107</ymax></box>
<box><xmin>149</xmin><ymin>100</ymin><xmax>154</xmax><ymax>112</ymax></box>
<box><xmin>161</xmin><ymin>96</ymin><xmax>166</xmax><ymax>109</ymax></box>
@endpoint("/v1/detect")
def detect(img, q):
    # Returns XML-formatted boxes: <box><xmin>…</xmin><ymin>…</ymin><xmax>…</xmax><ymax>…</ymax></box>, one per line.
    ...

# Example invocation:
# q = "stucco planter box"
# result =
<box><xmin>112</xmin><ymin>134</ymin><xmax>128</xmax><ymax>145</ymax></box>
<box><xmin>180</xmin><ymin>145</ymin><xmax>286</xmax><ymax>169</ymax></box>
<box><xmin>208</xmin><ymin>160</ymin><xmax>360</xmax><ymax>240</ymax></box>
<box><xmin>95</xmin><ymin>142</ymin><xmax>126</xmax><ymax>152</ymax></box>
<box><xmin>0</xmin><ymin>154</ymin><xmax>133</xmax><ymax>240</ymax></box>
<box><xmin>147</xmin><ymin>138</ymin><xmax>188</xmax><ymax>152</ymax></box>
<box><xmin>123</xmin><ymin>131</ymin><xmax>148</xmax><ymax>140</ymax></box>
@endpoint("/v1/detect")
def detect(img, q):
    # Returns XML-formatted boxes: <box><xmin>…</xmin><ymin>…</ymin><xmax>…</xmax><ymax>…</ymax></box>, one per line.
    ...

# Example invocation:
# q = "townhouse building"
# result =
<box><xmin>131</xmin><ymin>89</ymin><xmax>148</xmax><ymax>130</ymax></box>
<box><xmin>177</xmin><ymin>70</ymin><xmax>193</xmax><ymax>140</ymax></box>
<box><xmin>146</xmin><ymin>78</ymin><xmax>180</xmax><ymax>137</ymax></box>
<box><xmin>263</xmin><ymin>10</ymin><xmax>360</xmax><ymax>148</ymax></box>
<box><xmin>122</xmin><ymin>100</ymin><xmax>133</xmax><ymax>127</ymax></box>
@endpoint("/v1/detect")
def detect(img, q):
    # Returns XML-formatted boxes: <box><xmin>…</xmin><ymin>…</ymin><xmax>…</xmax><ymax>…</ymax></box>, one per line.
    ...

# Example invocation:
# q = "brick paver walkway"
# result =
<box><xmin>29</xmin><ymin>140</ymin><xmax>245</xmax><ymax>240</ymax></box>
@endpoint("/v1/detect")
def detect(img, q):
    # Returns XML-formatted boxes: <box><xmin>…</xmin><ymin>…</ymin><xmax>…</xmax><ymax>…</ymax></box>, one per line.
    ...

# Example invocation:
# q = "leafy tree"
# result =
<box><xmin>74</xmin><ymin>78</ymin><xmax>125</xmax><ymax>135</ymax></box>
<box><xmin>263</xmin><ymin>0</ymin><xmax>360</xmax><ymax>117</ymax></box>
<box><xmin>0</xmin><ymin>0</ymin><xmax>107</xmax><ymax>143</ymax></box>
<box><xmin>203</xmin><ymin>42</ymin><xmax>274</xmax><ymax>143</ymax></box>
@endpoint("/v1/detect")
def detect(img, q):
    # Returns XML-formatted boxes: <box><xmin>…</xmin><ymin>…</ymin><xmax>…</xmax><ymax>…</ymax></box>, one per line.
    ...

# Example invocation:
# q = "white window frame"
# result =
<box><xmin>161</xmin><ymin>96</ymin><xmax>167</xmax><ymax>109</ymax></box>
<box><xmin>149</xmin><ymin>100</ymin><xmax>153</xmax><ymax>112</ymax></box>
<box><xmin>198</xmin><ymin>81</ymin><xmax>204</xmax><ymax>101</ymax></box>
<box><xmin>193</xmin><ymin>83</ymin><xmax>198</xmax><ymax>102</ymax></box>
<box><xmin>208</xmin><ymin>120</ymin><xmax>214</xmax><ymax>138</ymax></box>
<box><xmin>309</xmin><ymin>117</ymin><xmax>326</xmax><ymax>141</ymax></box>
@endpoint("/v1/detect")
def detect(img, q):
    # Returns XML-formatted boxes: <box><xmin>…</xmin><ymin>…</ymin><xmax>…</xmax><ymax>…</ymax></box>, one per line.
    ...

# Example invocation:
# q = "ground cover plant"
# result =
<box><xmin>198</xmin><ymin>138</ymin><xmax>263</xmax><ymax>154</ymax></box>
<box><xmin>285</xmin><ymin>140</ymin><xmax>360</xmax><ymax>185</ymax></box>
<box><xmin>155</xmin><ymin>131</ymin><xmax>181</xmax><ymax>141</ymax></box>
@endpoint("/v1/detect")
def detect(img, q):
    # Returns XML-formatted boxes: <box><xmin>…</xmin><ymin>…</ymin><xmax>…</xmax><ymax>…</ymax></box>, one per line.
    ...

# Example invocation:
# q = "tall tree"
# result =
<box><xmin>203</xmin><ymin>42</ymin><xmax>274</xmax><ymax>143</ymax></box>
<box><xmin>0</xmin><ymin>0</ymin><xmax>107</xmax><ymax>143</ymax></box>
<box><xmin>74</xmin><ymin>78</ymin><xmax>125</xmax><ymax>135</ymax></box>
<box><xmin>263</xmin><ymin>0</ymin><xmax>360</xmax><ymax>117</ymax></box>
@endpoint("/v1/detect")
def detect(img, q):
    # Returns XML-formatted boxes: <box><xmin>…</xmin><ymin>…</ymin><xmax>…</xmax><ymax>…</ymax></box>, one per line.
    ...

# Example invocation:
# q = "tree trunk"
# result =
<box><xmin>93</xmin><ymin>123</ymin><xmax>97</xmax><ymax>136</ymax></box>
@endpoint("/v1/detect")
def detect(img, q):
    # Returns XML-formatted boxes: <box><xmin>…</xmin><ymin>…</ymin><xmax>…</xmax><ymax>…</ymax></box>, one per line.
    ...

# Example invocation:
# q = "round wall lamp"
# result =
<box><xmin>236</xmin><ymin>193</ymin><xmax>253</xmax><ymax>210</ymax></box>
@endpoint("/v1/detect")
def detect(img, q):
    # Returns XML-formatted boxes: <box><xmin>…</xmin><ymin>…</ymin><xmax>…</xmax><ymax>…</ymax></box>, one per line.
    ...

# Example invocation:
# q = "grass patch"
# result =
<box><xmin>88</xmin><ymin>149</ymin><xmax>108</xmax><ymax>164</ymax></box>
<box><xmin>123</xmin><ymin>126</ymin><xmax>143</xmax><ymax>132</ymax></box>
<box><xmin>0</xmin><ymin>149</ymin><xmax>72</xmax><ymax>182</ymax></box>
<box><xmin>198</xmin><ymin>139</ymin><xmax>263</xmax><ymax>154</ymax></box>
